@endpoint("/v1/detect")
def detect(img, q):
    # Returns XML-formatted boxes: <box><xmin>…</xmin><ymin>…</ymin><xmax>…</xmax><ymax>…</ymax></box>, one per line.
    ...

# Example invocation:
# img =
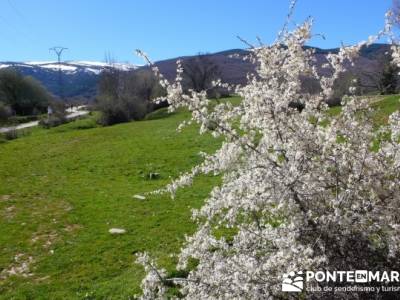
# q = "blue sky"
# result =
<box><xmin>0</xmin><ymin>0</ymin><xmax>393</xmax><ymax>64</ymax></box>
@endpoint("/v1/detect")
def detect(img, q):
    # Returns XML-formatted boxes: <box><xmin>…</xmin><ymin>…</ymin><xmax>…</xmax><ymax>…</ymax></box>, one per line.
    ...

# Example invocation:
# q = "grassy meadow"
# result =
<box><xmin>0</xmin><ymin>101</ymin><xmax>225</xmax><ymax>299</ymax></box>
<box><xmin>0</xmin><ymin>95</ymin><xmax>399</xmax><ymax>299</ymax></box>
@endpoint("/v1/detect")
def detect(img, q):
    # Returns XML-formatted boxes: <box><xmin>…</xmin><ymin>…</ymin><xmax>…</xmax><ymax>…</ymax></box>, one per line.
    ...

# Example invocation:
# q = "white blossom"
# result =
<box><xmin>136</xmin><ymin>5</ymin><xmax>400</xmax><ymax>299</ymax></box>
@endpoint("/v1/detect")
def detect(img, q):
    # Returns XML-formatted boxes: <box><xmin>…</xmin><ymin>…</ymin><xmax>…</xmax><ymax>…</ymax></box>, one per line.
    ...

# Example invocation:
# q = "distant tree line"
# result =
<box><xmin>0</xmin><ymin>69</ymin><xmax>53</xmax><ymax>122</ymax></box>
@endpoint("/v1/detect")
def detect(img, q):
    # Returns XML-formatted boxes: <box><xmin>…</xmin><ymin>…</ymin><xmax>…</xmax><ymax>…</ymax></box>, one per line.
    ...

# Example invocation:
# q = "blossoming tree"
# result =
<box><xmin>136</xmin><ymin>4</ymin><xmax>400</xmax><ymax>299</ymax></box>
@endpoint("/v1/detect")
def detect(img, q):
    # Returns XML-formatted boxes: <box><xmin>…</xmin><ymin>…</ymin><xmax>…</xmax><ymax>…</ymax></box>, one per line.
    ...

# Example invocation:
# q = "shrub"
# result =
<box><xmin>136</xmin><ymin>7</ymin><xmax>400</xmax><ymax>300</ymax></box>
<box><xmin>97</xmin><ymin>94</ymin><xmax>148</xmax><ymax>125</ymax></box>
<box><xmin>6</xmin><ymin>114</ymin><xmax>42</xmax><ymax>125</ymax></box>
<box><xmin>0</xmin><ymin>102</ymin><xmax>12</xmax><ymax>122</ymax></box>
<box><xmin>3</xmin><ymin>129</ymin><xmax>19</xmax><ymax>140</ymax></box>
<box><xmin>0</xmin><ymin>128</ymin><xmax>30</xmax><ymax>141</ymax></box>
<box><xmin>0</xmin><ymin>69</ymin><xmax>52</xmax><ymax>116</ymax></box>
<box><xmin>39</xmin><ymin>113</ymin><xmax>67</xmax><ymax>129</ymax></box>
<box><xmin>96</xmin><ymin>68</ymin><xmax>165</xmax><ymax>126</ymax></box>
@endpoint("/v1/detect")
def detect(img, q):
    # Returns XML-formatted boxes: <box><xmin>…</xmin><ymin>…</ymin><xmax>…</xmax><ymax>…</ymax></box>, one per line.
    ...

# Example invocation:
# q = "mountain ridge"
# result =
<box><xmin>0</xmin><ymin>43</ymin><xmax>391</xmax><ymax>100</ymax></box>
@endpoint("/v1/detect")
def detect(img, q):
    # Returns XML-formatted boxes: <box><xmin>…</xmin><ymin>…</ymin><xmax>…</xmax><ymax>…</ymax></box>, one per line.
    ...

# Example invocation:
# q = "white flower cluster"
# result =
<box><xmin>136</xmin><ymin>253</ymin><xmax>168</xmax><ymax>300</ymax></box>
<box><xmin>136</xmin><ymin>6</ymin><xmax>400</xmax><ymax>300</ymax></box>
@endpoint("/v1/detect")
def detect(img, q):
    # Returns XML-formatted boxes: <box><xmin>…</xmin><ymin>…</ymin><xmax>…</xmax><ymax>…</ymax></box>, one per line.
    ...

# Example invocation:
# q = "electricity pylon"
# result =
<box><xmin>49</xmin><ymin>47</ymin><xmax>68</xmax><ymax>99</ymax></box>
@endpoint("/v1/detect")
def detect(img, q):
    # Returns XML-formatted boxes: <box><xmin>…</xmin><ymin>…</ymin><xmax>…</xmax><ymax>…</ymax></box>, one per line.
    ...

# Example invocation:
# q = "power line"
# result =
<box><xmin>0</xmin><ymin>6</ymin><xmax>36</xmax><ymax>44</ymax></box>
<box><xmin>7</xmin><ymin>0</ymin><xmax>27</xmax><ymax>22</ymax></box>
<box><xmin>7</xmin><ymin>0</ymin><xmax>35</xmax><ymax>39</ymax></box>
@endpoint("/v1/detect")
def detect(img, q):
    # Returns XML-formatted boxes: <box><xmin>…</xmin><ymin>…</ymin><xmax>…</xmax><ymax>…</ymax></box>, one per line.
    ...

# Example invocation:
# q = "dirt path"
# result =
<box><xmin>0</xmin><ymin>109</ymin><xmax>89</xmax><ymax>134</ymax></box>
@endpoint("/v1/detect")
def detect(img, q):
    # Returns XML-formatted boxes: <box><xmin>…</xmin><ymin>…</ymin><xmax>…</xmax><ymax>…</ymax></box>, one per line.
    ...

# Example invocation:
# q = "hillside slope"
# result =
<box><xmin>141</xmin><ymin>43</ymin><xmax>391</xmax><ymax>88</ymax></box>
<box><xmin>0</xmin><ymin>105</ymin><xmax>223</xmax><ymax>299</ymax></box>
<box><xmin>0</xmin><ymin>95</ymin><xmax>399</xmax><ymax>298</ymax></box>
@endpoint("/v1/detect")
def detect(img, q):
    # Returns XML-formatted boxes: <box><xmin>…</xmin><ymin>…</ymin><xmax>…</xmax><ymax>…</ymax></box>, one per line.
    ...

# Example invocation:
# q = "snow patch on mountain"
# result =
<box><xmin>0</xmin><ymin>61</ymin><xmax>138</xmax><ymax>74</ymax></box>
<box><xmin>40</xmin><ymin>64</ymin><xmax>78</xmax><ymax>72</ymax></box>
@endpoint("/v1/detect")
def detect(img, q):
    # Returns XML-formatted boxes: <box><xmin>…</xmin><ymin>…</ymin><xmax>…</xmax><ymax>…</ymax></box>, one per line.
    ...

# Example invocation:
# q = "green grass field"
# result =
<box><xmin>0</xmin><ymin>102</ymin><xmax>225</xmax><ymax>299</ymax></box>
<box><xmin>0</xmin><ymin>95</ymin><xmax>398</xmax><ymax>299</ymax></box>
